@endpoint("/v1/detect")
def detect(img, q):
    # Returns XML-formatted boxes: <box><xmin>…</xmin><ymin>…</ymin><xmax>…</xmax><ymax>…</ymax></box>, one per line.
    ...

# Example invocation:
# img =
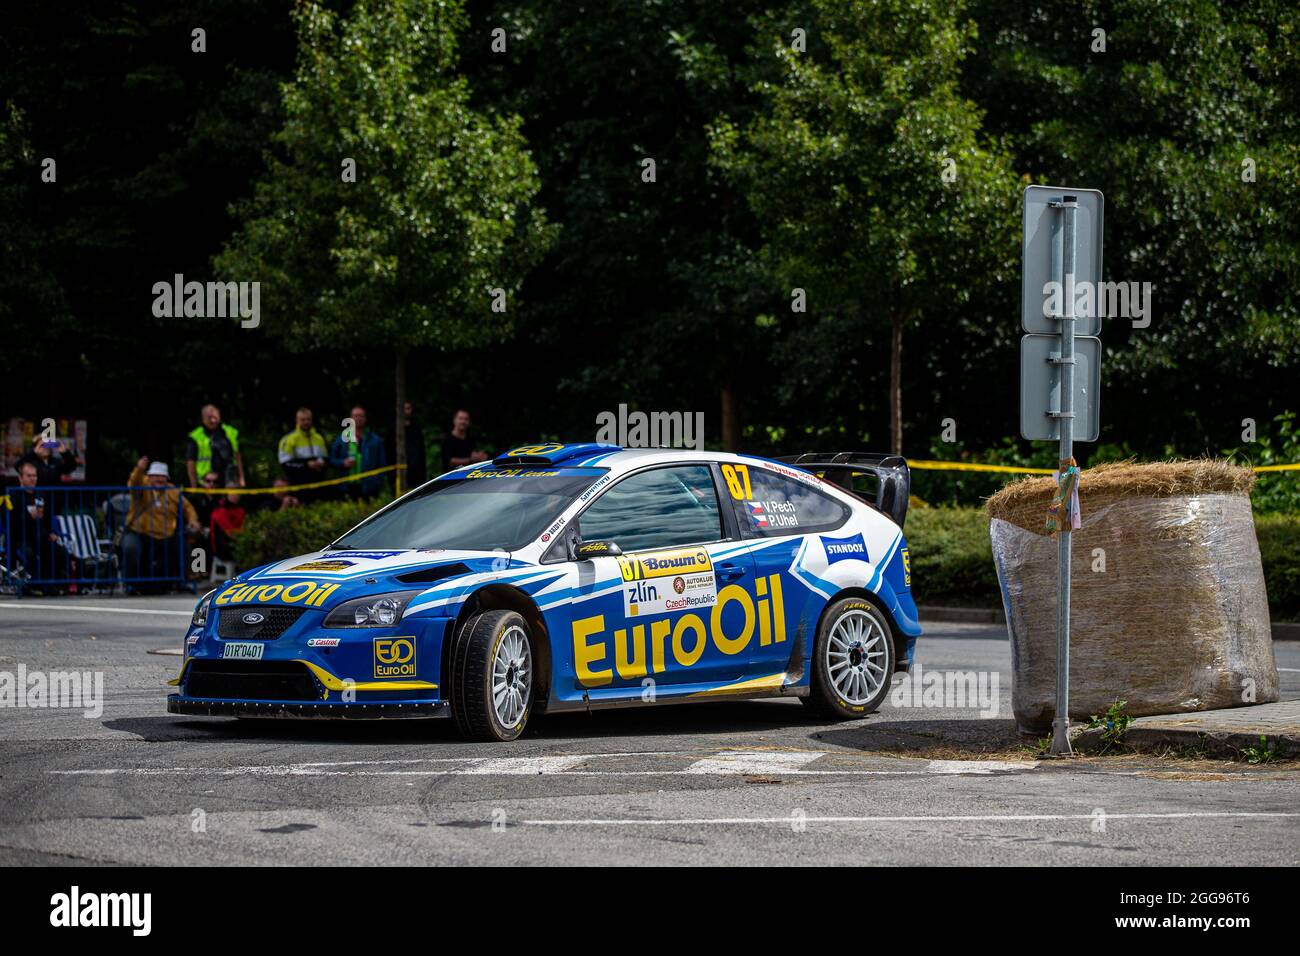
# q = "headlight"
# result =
<box><xmin>192</xmin><ymin>588</ymin><xmax>216</xmax><ymax>627</ymax></box>
<box><xmin>323</xmin><ymin>590</ymin><xmax>425</xmax><ymax>628</ymax></box>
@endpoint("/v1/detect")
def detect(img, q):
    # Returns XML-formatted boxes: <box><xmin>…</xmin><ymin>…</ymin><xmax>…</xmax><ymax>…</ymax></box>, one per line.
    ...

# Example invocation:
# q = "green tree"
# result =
<box><xmin>966</xmin><ymin>0</ymin><xmax>1300</xmax><ymax>455</ymax></box>
<box><xmin>710</xmin><ymin>0</ymin><xmax>1021</xmax><ymax>454</ymax></box>
<box><xmin>217</xmin><ymin>0</ymin><xmax>554</xmax><ymax>488</ymax></box>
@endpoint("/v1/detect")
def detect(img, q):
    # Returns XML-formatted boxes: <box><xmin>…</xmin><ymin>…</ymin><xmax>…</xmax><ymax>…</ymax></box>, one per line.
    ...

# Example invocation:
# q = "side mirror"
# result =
<box><xmin>573</xmin><ymin>539</ymin><xmax>622</xmax><ymax>560</ymax></box>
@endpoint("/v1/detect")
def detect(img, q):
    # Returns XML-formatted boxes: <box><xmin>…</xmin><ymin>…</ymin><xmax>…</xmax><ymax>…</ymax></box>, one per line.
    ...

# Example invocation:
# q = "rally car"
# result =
<box><xmin>168</xmin><ymin>443</ymin><xmax>921</xmax><ymax>741</ymax></box>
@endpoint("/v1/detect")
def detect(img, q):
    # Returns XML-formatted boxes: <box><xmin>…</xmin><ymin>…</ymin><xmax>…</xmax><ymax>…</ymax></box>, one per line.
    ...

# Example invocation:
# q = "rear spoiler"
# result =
<box><xmin>776</xmin><ymin>452</ymin><xmax>911</xmax><ymax>529</ymax></box>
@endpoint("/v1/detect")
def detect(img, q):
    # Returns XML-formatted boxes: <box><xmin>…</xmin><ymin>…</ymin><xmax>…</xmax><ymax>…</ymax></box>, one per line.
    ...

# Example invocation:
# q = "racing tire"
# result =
<box><xmin>802</xmin><ymin>597</ymin><xmax>896</xmax><ymax>720</ymax></box>
<box><xmin>449</xmin><ymin>609</ymin><xmax>536</xmax><ymax>742</ymax></box>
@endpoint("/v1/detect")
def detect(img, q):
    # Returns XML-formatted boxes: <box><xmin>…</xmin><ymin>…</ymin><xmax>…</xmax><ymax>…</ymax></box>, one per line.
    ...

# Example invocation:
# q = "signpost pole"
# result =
<box><xmin>1051</xmin><ymin>196</ymin><xmax>1078</xmax><ymax>757</ymax></box>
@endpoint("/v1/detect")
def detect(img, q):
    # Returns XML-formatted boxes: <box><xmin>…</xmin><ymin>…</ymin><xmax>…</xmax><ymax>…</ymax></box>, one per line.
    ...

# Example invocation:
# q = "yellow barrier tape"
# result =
<box><xmin>909</xmin><ymin>459</ymin><xmax>1055</xmax><ymax>474</ymax></box>
<box><xmin>180</xmin><ymin>464</ymin><xmax>406</xmax><ymax>496</ymax></box>
<box><xmin>911</xmin><ymin>459</ymin><xmax>1300</xmax><ymax>475</ymax></box>
<box><xmin>1251</xmin><ymin>463</ymin><xmax>1300</xmax><ymax>473</ymax></box>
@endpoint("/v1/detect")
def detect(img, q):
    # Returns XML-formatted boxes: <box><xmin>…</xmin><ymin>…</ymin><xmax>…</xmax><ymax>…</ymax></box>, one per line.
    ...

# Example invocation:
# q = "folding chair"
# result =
<box><xmin>54</xmin><ymin>512</ymin><xmax>118</xmax><ymax>592</ymax></box>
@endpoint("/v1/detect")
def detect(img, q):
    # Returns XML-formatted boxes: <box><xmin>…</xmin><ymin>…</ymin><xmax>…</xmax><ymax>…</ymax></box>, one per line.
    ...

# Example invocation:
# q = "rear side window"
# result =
<box><xmin>721</xmin><ymin>462</ymin><xmax>848</xmax><ymax>537</ymax></box>
<box><xmin>579</xmin><ymin>465</ymin><xmax>723</xmax><ymax>553</ymax></box>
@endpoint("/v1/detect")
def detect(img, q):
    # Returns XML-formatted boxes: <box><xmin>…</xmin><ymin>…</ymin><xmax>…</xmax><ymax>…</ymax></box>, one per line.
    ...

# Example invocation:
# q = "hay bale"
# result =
<box><xmin>986</xmin><ymin>460</ymin><xmax>1277</xmax><ymax>733</ymax></box>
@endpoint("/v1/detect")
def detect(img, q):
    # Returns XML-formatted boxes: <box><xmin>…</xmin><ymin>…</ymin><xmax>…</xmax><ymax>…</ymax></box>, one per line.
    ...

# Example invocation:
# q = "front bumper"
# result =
<box><xmin>168</xmin><ymin>696</ymin><xmax>449</xmax><ymax>719</ymax></box>
<box><xmin>171</xmin><ymin>609</ymin><xmax>452</xmax><ymax>717</ymax></box>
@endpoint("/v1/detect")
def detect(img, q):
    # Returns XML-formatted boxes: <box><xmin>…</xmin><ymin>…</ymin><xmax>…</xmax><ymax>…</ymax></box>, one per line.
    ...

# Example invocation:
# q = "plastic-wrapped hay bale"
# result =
<box><xmin>986</xmin><ymin>461</ymin><xmax>1278</xmax><ymax>734</ymax></box>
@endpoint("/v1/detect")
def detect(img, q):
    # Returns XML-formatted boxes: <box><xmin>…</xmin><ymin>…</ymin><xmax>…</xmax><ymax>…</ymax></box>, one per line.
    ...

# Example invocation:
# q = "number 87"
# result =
<box><xmin>721</xmin><ymin>464</ymin><xmax>753</xmax><ymax>501</ymax></box>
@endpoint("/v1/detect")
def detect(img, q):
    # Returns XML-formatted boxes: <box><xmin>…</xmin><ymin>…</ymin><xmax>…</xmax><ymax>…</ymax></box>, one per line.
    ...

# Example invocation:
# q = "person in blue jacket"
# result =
<box><xmin>328</xmin><ymin>405</ymin><xmax>387</xmax><ymax>498</ymax></box>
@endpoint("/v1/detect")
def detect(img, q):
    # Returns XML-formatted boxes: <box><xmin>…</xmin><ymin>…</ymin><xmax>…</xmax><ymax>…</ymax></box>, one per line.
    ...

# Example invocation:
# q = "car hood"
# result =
<box><xmin>214</xmin><ymin>548</ymin><xmax>529</xmax><ymax>611</ymax></box>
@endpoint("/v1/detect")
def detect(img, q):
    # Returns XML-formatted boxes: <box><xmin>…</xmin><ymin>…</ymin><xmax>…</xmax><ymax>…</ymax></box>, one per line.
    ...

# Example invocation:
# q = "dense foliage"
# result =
<box><xmin>3</xmin><ymin>1</ymin><xmax>1296</xmax><ymax>508</ymax></box>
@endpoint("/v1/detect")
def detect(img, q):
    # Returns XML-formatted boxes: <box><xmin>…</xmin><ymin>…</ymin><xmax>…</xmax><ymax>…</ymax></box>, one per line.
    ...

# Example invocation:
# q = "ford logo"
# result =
<box><xmin>241</xmin><ymin>612</ymin><xmax>266</xmax><ymax>626</ymax></box>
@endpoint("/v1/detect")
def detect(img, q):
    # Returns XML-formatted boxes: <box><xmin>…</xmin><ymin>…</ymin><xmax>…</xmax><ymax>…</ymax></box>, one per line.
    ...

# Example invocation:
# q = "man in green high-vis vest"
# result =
<box><xmin>185</xmin><ymin>404</ymin><xmax>246</xmax><ymax>488</ymax></box>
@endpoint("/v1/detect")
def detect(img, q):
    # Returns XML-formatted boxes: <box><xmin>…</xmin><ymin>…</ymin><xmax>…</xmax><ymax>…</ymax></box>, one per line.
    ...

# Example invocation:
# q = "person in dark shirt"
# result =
<box><xmin>439</xmin><ymin>409</ymin><xmax>488</xmax><ymax>473</ymax></box>
<box><xmin>18</xmin><ymin>437</ymin><xmax>80</xmax><ymax>487</ymax></box>
<box><xmin>9</xmin><ymin>460</ymin><xmax>73</xmax><ymax>586</ymax></box>
<box><xmin>398</xmin><ymin>401</ymin><xmax>427</xmax><ymax>488</ymax></box>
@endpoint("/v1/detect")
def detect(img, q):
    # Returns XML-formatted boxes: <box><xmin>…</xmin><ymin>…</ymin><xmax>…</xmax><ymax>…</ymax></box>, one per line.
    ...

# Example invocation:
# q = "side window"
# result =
<box><xmin>579</xmin><ymin>465</ymin><xmax>722</xmax><ymax>553</ymax></box>
<box><xmin>720</xmin><ymin>462</ymin><xmax>848</xmax><ymax>537</ymax></box>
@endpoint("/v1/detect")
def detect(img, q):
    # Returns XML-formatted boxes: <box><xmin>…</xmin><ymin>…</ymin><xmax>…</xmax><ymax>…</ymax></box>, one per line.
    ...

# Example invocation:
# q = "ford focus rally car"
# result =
<box><xmin>169</xmin><ymin>443</ymin><xmax>921</xmax><ymax>741</ymax></box>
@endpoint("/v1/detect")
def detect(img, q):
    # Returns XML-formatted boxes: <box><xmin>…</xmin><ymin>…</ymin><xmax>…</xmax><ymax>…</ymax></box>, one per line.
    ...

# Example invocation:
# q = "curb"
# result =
<box><xmin>918</xmin><ymin>606</ymin><xmax>1005</xmax><ymax>625</ymax></box>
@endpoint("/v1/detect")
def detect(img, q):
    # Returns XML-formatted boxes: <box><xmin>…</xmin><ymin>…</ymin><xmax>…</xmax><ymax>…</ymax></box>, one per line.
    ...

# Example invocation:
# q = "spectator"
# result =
<box><xmin>9</xmin><ymin>460</ymin><xmax>74</xmax><ymax>588</ymax></box>
<box><xmin>18</xmin><ymin>436</ymin><xmax>81</xmax><ymax>487</ymax></box>
<box><xmin>329</xmin><ymin>405</ymin><xmax>387</xmax><ymax>498</ymax></box>
<box><xmin>277</xmin><ymin>407</ymin><xmax>328</xmax><ymax>500</ymax></box>
<box><xmin>210</xmin><ymin>491</ymin><xmax>247</xmax><ymax>563</ymax></box>
<box><xmin>185</xmin><ymin>404</ymin><xmax>245</xmax><ymax>488</ymax></box>
<box><xmin>123</xmin><ymin>458</ymin><xmax>199</xmax><ymax>591</ymax></box>
<box><xmin>440</xmin><ymin>408</ymin><xmax>488</xmax><ymax>473</ymax></box>
<box><xmin>389</xmin><ymin>400</ymin><xmax>427</xmax><ymax>489</ymax></box>
<box><xmin>272</xmin><ymin>478</ymin><xmax>301</xmax><ymax>510</ymax></box>
<box><xmin>188</xmin><ymin>471</ymin><xmax>220</xmax><ymax>579</ymax></box>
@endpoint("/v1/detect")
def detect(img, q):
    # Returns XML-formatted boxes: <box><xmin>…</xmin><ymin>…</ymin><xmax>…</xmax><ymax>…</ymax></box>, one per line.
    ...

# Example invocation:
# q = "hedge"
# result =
<box><xmin>1257</xmin><ymin>513</ymin><xmax>1300</xmax><ymax>622</ymax></box>
<box><xmin>231</xmin><ymin>498</ymin><xmax>388</xmax><ymax>571</ymax></box>
<box><xmin>907</xmin><ymin>505</ymin><xmax>1300</xmax><ymax>621</ymax></box>
<box><xmin>904</xmin><ymin>506</ymin><xmax>1000</xmax><ymax>609</ymax></box>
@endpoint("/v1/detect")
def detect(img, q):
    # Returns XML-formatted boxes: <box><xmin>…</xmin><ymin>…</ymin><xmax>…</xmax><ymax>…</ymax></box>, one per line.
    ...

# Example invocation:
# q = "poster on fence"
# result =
<box><xmin>2</xmin><ymin>417</ymin><xmax>88</xmax><ymax>481</ymax></box>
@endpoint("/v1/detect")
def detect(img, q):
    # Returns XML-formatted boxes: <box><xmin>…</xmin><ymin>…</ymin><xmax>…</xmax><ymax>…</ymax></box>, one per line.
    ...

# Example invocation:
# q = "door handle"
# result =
<box><xmin>718</xmin><ymin>562</ymin><xmax>746</xmax><ymax>582</ymax></box>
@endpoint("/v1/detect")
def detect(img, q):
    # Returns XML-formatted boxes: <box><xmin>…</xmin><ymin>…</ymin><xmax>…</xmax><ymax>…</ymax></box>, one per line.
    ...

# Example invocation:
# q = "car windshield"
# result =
<box><xmin>329</xmin><ymin>469</ymin><xmax>606</xmax><ymax>552</ymax></box>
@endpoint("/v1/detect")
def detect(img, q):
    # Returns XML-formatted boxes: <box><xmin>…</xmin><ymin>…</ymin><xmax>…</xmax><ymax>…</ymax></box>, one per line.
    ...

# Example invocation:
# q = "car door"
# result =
<box><xmin>567</xmin><ymin>463</ymin><xmax>758</xmax><ymax>693</ymax></box>
<box><xmin>717</xmin><ymin>460</ymin><xmax>853</xmax><ymax>675</ymax></box>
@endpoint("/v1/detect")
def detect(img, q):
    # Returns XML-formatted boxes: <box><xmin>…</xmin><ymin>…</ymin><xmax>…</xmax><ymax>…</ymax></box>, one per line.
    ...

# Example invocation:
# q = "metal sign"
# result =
<box><xmin>1019</xmin><ymin>334</ymin><xmax>1102</xmax><ymax>442</ymax></box>
<box><xmin>1022</xmin><ymin>186</ymin><xmax>1104</xmax><ymax>335</ymax></box>
<box><xmin>1018</xmin><ymin>184</ymin><xmax>1104</xmax><ymax>758</ymax></box>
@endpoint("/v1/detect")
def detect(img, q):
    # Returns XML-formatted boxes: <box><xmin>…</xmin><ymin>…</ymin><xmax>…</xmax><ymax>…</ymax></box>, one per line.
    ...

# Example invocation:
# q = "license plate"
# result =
<box><xmin>222</xmin><ymin>642</ymin><xmax>265</xmax><ymax>660</ymax></box>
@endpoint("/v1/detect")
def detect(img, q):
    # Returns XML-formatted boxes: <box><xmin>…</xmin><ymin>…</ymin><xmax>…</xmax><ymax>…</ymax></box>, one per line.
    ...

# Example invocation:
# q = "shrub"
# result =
<box><xmin>904</xmin><ymin>506</ymin><xmax>1000</xmax><ymax>608</ymax></box>
<box><xmin>231</xmin><ymin>498</ymin><xmax>389</xmax><ymax>571</ymax></box>
<box><xmin>1256</xmin><ymin>513</ymin><xmax>1300</xmax><ymax>621</ymax></box>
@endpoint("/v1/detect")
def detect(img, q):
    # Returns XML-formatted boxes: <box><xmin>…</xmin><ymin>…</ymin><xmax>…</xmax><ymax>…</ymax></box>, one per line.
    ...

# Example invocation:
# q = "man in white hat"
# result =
<box><xmin>124</xmin><ymin>456</ymin><xmax>200</xmax><ymax>591</ymax></box>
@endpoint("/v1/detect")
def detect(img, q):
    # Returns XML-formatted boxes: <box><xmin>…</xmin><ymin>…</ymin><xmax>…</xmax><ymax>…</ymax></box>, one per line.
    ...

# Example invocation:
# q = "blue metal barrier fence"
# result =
<box><xmin>1</xmin><ymin>485</ymin><xmax>198</xmax><ymax>595</ymax></box>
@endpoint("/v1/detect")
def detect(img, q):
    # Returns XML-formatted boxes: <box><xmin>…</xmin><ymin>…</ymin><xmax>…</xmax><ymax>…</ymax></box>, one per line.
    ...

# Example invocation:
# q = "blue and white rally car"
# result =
<box><xmin>169</xmin><ymin>443</ymin><xmax>921</xmax><ymax>741</ymax></box>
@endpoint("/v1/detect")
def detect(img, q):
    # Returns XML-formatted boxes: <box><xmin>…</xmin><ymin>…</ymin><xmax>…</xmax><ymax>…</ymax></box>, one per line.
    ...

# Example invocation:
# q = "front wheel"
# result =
<box><xmin>803</xmin><ymin>597</ymin><xmax>895</xmax><ymax>719</ymax></box>
<box><xmin>449</xmin><ymin>610</ymin><xmax>535</xmax><ymax>741</ymax></box>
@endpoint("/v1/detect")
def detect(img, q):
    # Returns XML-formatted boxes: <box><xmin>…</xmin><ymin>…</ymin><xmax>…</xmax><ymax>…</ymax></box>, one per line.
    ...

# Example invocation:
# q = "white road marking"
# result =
<box><xmin>521</xmin><ymin>812</ymin><xmax>1300</xmax><ymax>827</ymax></box>
<box><xmin>459</xmin><ymin>756</ymin><xmax>590</xmax><ymax>775</ymax></box>
<box><xmin>47</xmin><ymin>750</ymin><xmax>1033</xmax><ymax>778</ymax></box>
<box><xmin>0</xmin><ymin>603</ymin><xmax>191</xmax><ymax>617</ymax></box>
<box><xmin>684</xmin><ymin>750</ymin><xmax>827</xmax><ymax>774</ymax></box>
<box><xmin>1277</xmin><ymin>668</ymin><xmax>1300</xmax><ymax>673</ymax></box>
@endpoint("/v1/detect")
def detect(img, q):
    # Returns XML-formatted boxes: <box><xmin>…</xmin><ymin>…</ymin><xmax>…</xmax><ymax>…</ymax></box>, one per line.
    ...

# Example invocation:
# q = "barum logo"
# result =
<box><xmin>0</xmin><ymin>665</ymin><xmax>103</xmax><ymax>718</ymax></box>
<box><xmin>49</xmin><ymin>886</ymin><xmax>151</xmax><ymax>936</ymax></box>
<box><xmin>595</xmin><ymin>404</ymin><xmax>704</xmax><ymax>450</ymax></box>
<box><xmin>151</xmin><ymin>274</ymin><xmax>260</xmax><ymax>328</ymax></box>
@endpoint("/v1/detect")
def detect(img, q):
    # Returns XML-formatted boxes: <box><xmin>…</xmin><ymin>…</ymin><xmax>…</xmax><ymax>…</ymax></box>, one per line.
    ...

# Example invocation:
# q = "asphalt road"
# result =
<box><xmin>1</xmin><ymin>595</ymin><xmax>1298</xmax><ymax>866</ymax></box>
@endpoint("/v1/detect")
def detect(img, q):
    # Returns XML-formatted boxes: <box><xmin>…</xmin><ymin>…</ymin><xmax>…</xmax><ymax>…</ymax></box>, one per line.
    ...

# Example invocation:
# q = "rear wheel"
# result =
<box><xmin>803</xmin><ymin>597</ymin><xmax>895</xmax><ymax>719</ymax></box>
<box><xmin>449</xmin><ymin>610</ymin><xmax>535</xmax><ymax>741</ymax></box>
